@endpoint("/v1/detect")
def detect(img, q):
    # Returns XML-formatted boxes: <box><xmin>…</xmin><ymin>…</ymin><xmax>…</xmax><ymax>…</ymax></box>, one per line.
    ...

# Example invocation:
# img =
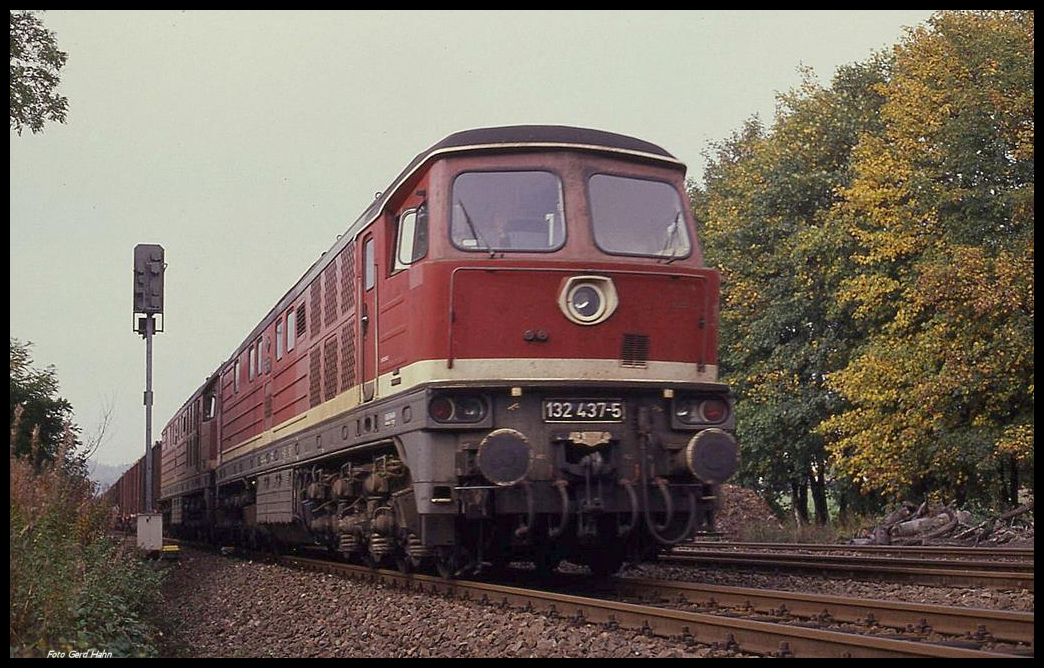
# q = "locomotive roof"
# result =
<box><xmin>426</xmin><ymin>125</ymin><xmax>678</xmax><ymax>161</ymax></box>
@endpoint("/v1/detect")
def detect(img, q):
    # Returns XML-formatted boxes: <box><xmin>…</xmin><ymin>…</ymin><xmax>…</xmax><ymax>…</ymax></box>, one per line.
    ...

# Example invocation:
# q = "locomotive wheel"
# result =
<box><xmin>395</xmin><ymin>554</ymin><xmax>412</xmax><ymax>574</ymax></box>
<box><xmin>533</xmin><ymin>550</ymin><xmax>561</xmax><ymax>577</ymax></box>
<box><xmin>435</xmin><ymin>546</ymin><xmax>471</xmax><ymax>579</ymax></box>
<box><xmin>361</xmin><ymin>551</ymin><xmax>379</xmax><ymax>570</ymax></box>
<box><xmin>396</xmin><ymin>550</ymin><xmax>428</xmax><ymax>574</ymax></box>
<box><xmin>395</xmin><ymin>531</ymin><xmax>430</xmax><ymax>574</ymax></box>
<box><xmin>586</xmin><ymin>548</ymin><xmax>625</xmax><ymax>578</ymax></box>
<box><xmin>486</xmin><ymin>555</ymin><xmax>511</xmax><ymax>575</ymax></box>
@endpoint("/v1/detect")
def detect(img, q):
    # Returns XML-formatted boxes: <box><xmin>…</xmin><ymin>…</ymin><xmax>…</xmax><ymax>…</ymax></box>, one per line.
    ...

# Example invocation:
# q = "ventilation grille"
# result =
<box><xmin>620</xmin><ymin>333</ymin><xmax>650</xmax><ymax>368</ymax></box>
<box><xmin>341</xmin><ymin>243</ymin><xmax>356</xmax><ymax>314</ymax></box>
<box><xmin>340</xmin><ymin>322</ymin><xmax>356</xmax><ymax>392</ymax></box>
<box><xmin>323</xmin><ymin>336</ymin><xmax>339</xmax><ymax>402</ymax></box>
<box><xmin>296</xmin><ymin>303</ymin><xmax>307</xmax><ymax>340</ymax></box>
<box><xmin>324</xmin><ymin>263</ymin><xmax>338</xmax><ymax>328</ymax></box>
<box><xmin>310</xmin><ymin>280</ymin><xmax>322</xmax><ymax>334</ymax></box>
<box><xmin>308</xmin><ymin>348</ymin><xmax>322</xmax><ymax>407</ymax></box>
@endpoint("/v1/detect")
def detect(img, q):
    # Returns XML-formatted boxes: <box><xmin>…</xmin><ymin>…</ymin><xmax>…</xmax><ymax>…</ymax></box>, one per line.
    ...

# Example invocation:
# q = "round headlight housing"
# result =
<box><xmin>568</xmin><ymin>284</ymin><xmax>604</xmax><ymax>321</ymax></box>
<box><xmin>428</xmin><ymin>395</ymin><xmax>455</xmax><ymax>422</ymax></box>
<box><xmin>566</xmin><ymin>283</ymin><xmax>606</xmax><ymax>323</ymax></box>
<box><xmin>699</xmin><ymin>398</ymin><xmax>729</xmax><ymax>424</ymax></box>
<box><xmin>558</xmin><ymin>275</ymin><xmax>618</xmax><ymax>326</ymax></box>
<box><xmin>454</xmin><ymin>396</ymin><xmax>486</xmax><ymax>422</ymax></box>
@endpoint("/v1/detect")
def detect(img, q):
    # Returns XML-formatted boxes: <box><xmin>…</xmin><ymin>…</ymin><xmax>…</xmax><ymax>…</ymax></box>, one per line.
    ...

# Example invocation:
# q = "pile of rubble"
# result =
<box><xmin>853</xmin><ymin>500</ymin><xmax>1034</xmax><ymax>547</ymax></box>
<box><xmin>712</xmin><ymin>484</ymin><xmax>783</xmax><ymax>540</ymax></box>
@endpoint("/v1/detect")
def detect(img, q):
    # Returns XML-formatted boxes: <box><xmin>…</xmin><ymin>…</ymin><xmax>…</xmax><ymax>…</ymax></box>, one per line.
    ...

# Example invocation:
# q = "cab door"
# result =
<box><xmin>380</xmin><ymin>204</ymin><xmax>426</xmax><ymax>380</ymax></box>
<box><xmin>359</xmin><ymin>232</ymin><xmax>378</xmax><ymax>402</ymax></box>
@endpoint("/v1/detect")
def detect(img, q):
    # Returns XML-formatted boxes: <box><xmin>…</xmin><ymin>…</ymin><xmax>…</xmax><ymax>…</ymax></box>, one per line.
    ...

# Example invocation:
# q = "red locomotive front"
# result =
<box><xmin>177</xmin><ymin>126</ymin><xmax>737</xmax><ymax>576</ymax></box>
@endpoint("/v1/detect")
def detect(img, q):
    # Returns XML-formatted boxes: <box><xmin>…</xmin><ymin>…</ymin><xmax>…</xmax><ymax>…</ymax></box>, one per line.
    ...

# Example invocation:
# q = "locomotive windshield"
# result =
<box><xmin>588</xmin><ymin>174</ymin><xmax>691</xmax><ymax>260</ymax></box>
<box><xmin>451</xmin><ymin>171</ymin><xmax>566</xmax><ymax>252</ymax></box>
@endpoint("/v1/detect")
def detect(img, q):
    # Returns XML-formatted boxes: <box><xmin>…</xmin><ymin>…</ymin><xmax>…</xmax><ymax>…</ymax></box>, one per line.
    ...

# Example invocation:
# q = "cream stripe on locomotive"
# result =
<box><xmin>219</xmin><ymin>357</ymin><xmax>720</xmax><ymax>462</ymax></box>
<box><xmin>378</xmin><ymin>358</ymin><xmax>718</xmax><ymax>395</ymax></box>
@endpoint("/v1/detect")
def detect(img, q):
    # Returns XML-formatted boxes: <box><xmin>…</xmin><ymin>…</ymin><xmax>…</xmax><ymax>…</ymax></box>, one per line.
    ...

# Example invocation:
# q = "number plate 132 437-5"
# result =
<box><xmin>543</xmin><ymin>399</ymin><xmax>624</xmax><ymax>423</ymax></box>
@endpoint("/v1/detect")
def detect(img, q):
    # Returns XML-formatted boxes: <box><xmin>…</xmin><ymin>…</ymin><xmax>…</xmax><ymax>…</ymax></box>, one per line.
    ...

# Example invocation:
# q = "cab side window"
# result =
<box><xmin>286</xmin><ymin>309</ymin><xmax>296</xmax><ymax>352</ymax></box>
<box><xmin>392</xmin><ymin>204</ymin><xmax>428</xmax><ymax>273</ymax></box>
<box><xmin>364</xmin><ymin>237</ymin><xmax>375</xmax><ymax>290</ymax></box>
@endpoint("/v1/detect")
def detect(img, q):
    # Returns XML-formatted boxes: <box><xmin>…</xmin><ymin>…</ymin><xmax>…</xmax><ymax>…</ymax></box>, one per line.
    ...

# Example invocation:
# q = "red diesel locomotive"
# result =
<box><xmin>121</xmin><ymin>125</ymin><xmax>739</xmax><ymax>576</ymax></box>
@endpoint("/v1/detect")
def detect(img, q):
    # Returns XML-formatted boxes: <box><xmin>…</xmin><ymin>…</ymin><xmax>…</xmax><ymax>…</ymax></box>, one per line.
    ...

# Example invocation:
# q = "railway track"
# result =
<box><xmin>679</xmin><ymin>542</ymin><xmax>1034</xmax><ymax>560</ymax></box>
<box><xmin>279</xmin><ymin>554</ymin><xmax>1029</xmax><ymax>658</ymax></box>
<box><xmin>608</xmin><ymin>575</ymin><xmax>1034</xmax><ymax>646</ymax></box>
<box><xmin>662</xmin><ymin>550</ymin><xmax>1034</xmax><ymax>590</ymax></box>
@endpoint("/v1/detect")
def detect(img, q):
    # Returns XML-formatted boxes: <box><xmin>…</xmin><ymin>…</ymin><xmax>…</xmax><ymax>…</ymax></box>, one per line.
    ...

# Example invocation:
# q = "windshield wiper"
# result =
<box><xmin>456</xmin><ymin>198</ymin><xmax>494</xmax><ymax>255</ymax></box>
<box><xmin>660</xmin><ymin>211</ymin><xmax>683</xmax><ymax>264</ymax></box>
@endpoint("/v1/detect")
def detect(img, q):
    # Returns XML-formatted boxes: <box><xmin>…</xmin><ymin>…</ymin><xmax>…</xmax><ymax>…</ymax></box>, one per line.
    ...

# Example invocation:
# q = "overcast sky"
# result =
<box><xmin>10</xmin><ymin>10</ymin><xmax>935</xmax><ymax>468</ymax></box>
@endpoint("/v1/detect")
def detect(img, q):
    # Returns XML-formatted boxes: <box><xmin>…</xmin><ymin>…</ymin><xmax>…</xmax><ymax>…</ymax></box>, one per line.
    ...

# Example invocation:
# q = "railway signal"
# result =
<box><xmin>133</xmin><ymin>244</ymin><xmax>165</xmax><ymax>319</ymax></box>
<box><xmin>133</xmin><ymin>245</ymin><xmax>164</xmax><ymax>532</ymax></box>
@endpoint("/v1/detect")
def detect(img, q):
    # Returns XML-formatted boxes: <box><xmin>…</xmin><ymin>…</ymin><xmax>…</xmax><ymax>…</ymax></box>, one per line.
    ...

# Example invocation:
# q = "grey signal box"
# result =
<box><xmin>133</xmin><ymin>244</ymin><xmax>165</xmax><ymax>315</ymax></box>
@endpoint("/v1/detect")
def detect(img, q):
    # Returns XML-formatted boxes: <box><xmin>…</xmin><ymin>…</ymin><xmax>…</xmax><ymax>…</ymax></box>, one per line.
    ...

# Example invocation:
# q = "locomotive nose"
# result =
<box><xmin>477</xmin><ymin>428</ymin><xmax>533</xmax><ymax>486</ymax></box>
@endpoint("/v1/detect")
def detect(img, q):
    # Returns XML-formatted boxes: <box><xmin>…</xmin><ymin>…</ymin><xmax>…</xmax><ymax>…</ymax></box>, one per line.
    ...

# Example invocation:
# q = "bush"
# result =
<box><xmin>9</xmin><ymin>409</ymin><xmax>166</xmax><ymax>657</ymax></box>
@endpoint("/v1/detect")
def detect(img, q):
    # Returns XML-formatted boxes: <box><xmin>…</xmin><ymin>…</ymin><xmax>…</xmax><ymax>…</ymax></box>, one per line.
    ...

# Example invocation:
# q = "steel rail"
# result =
<box><xmin>609</xmin><ymin>576</ymin><xmax>1035</xmax><ymax>645</ymax></box>
<box><xmin>667</xmin><ymin>549</ymin><xmax>1034</xmax><ymax>572</ymax></box>
<box><xmin>278</xmin><ymin>555</ymin><xmax>1022</xmax><ymax>658</ymax></box>
<box><xmin>678</xmin><ymin>542</ymin><xmax>1034</xmax><ymax>559</ymax></box>
<box><xmin>660</xmin><ymin>553</ymin><xmax>1034</xmax><ymax>590</ymax></box>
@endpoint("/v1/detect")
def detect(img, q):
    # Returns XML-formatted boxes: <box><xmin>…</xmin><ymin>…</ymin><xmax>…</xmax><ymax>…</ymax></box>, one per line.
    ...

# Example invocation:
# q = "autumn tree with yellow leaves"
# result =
<box><xmin>823</xmin><ymin>10</ymin><xmax>1033</xmax><ymax>506</ymax></box>
<box><xmin>696</xmin><ymin>10</ymin><xmax>1033</xmax><ymax>519</ymax></box>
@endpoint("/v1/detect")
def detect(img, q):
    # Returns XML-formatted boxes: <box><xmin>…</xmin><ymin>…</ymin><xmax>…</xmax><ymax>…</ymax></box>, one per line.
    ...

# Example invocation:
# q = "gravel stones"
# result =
<box><xmin>160</xmin><ymin>550</ymin><xmax>743</xmax><ymax>658</ymax></box>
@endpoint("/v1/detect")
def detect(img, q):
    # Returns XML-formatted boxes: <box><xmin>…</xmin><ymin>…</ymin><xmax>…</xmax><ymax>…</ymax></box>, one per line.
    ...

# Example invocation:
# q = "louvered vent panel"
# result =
<box><xmin>340</xmin><ymin>322</ymin><xmax>356</xmax><ymax>391</ymax></box>
<box><xmin>310</xmin><ymin>280</ymin><xmax>322</xmax><ymax>333</ymax></box>
<box><xmin>341</xmin><ymin>244</ymin><xmax>356</xmax><ymax>314</ymax></box>
<box><xmin>324</xmin><ymin>264</ymin><xmax>338</xmax><ymax>327</ymax></box>
<box><xmin>296</xmin><ymin>303</ymin><xmax>307</xmax><ymax>340</ymax></box>
<box><xmin>620</xmin><ymin>333</ymin><xmax>650</xmax><ymax>368</ymax></box>
<box><xmin>323</xmin><ymin>336</ymin><xmax>339</xmax><ymax>402</ymax></box>
<box><xmin>308</xmin><ymin>348</ymin><xmax>321</xmax><ymax>408</ymax></box>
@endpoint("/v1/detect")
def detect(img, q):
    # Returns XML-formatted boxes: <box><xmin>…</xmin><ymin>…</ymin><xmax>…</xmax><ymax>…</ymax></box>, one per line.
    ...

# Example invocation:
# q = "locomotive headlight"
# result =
<box><xmin>454</xmin><ymin>396</ymin><xmax>486</xmax><ymax>422</ymax></box>
<box><xmin>428</xmin><ymin>394</ymin><xmax>487</xmax><ymax>424</ymax></box>
<box><xmin>429</xmin><ymin>395</ymin><xmax>455</xmax><ymax>422</ymax></box>
<box><xmin>674</xmin><ymin>396</ymin><xmax>730</xmax><ymax>425</ymax></box>
<box><xmin>673</xmin><ymin>398</ymin><xmax>697</xmax><ymax>422</ymax></box>
<box><xmin>558</xmin><ymin>275</ymin><xmax>618</xmax><ymax>326</ymax></box>
<box><xmin>568</xmin><ymin>284</ymin><xmax>604</xmax><ymax>321</ymax></box>
<box><xmin>699</xmin><ymin>398</ymin><xmax>729</xmax><ymax>424</ymax></box>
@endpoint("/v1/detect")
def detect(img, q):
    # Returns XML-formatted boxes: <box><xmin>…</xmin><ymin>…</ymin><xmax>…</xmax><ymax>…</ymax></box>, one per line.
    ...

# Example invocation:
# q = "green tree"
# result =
<box><xmin>821</xmin><ymin>10</ymin><xmax>1034</xmax><ymax>506</ymax></box>
<box><xmin>10</xmin><ymin>10</ymin><xmax>68</xmax><ymax>135</ymax></box>
<box><xmin>695</xmin><ymin>57</ymin><xmax>892</xmax><ymax>523</ymax></box>
<box><xmin>698</xmin><ymin>11</ymin><xmax>1033</xmax><ymax>515</ymax></box>
<box><xmin>10</xmin><ymin>338</ymin><xmax>77</xmax><ymax>465</ymax></box>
